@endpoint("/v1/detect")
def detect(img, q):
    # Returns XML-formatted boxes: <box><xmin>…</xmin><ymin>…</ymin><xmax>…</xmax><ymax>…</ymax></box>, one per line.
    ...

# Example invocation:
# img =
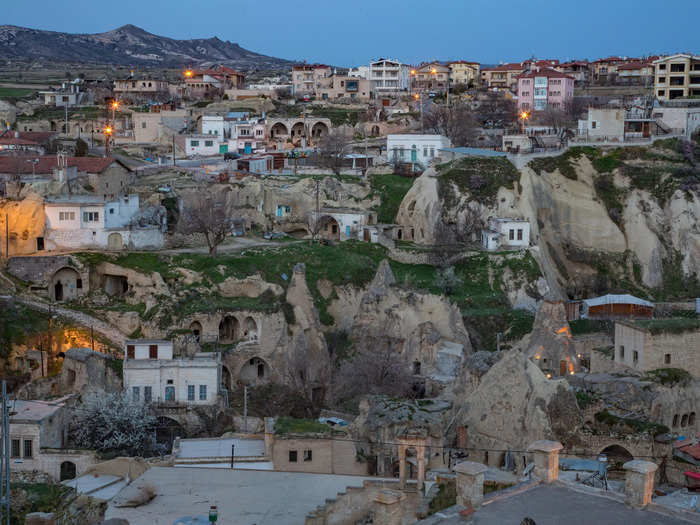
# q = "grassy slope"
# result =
<box><xmin>370</xmin><ymin>173</ymin><xmax>414</xmax><ymax>223</ymax></box>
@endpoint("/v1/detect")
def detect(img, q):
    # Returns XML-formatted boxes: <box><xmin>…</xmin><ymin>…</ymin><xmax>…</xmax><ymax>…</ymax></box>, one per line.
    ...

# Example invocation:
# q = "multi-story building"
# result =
<box><xmin>654</xmin><ymin>54</ymin><xmax>700</xmax><ymax>101</ymax></box>
<box><xmin>556</xmin><ymin>61</ymin><xmax>590</xmax><ymax>84</ymax></box>
<box><xmin>316</xmin><ymin>75</ymin><xmax>372</xmax><ymax>101</ymax></box>
<box><xmin>616</xmin><ymin>61</ymin><xmax>654</xmax><ymax>85</ymax></box>
<box><xmin>131</xmin><ymin>109</ymin><xmax>190</xmax><ymax>143</ymax></box>
<box><xmin>40</xmin><ymin>80</ymin><xmax>92</xmax><ymax>107</ymax></box>
<box><xmin>124</xmin><ymin>340</ymin><xmax>221</xmax><ymax>406</ymax></box>
<box><xmin>348</xmin><ymin>66</ymin><xmax>369</xmax><ymax>79</ymax></box>
<box><xmin>480</xmin><ymin>63</ymin><xmax>524</xmax><ymax>90</ymax></box>
<box><xmin>413</xmin><ymin>62</ymin><xmax>450</xmax><ymax>93</ymax></box>
<box><xmin>291</xmin><ymin>64</ymin><xmax>331</xmax><ymax>97</ymax></box>
<box><xmin>591</xmin><ymin>56</ymin><xmax>627</xmax><ymax>83</ymax></box>
<box><xmin>176</xmin><ymin>66</ymin><xmax>246</xmax><ymax>99</ymax></box>
<box><xmin>516</xmin><ymin>68</ymin><xmax>575</xmax><ymax>113</ymax></box>
<box><xmin>369</xmin><ymin>59</ymin><xmax>410</xmax><ymax>94</ymax></box>
<box><xmin>448</xmin><ymin>61</ymin><xmax>480</xmax><ymax>87</ymax></box>
<box><xmin>113</xmin><ymin>77</ymin><xmax>169</xmax><ymax>103</ymax></box>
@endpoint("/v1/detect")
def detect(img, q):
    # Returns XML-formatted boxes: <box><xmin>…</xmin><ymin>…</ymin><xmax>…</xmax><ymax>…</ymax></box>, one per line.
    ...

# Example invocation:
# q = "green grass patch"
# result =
<box><xmin>569</xmin><ymin>319</ymin><xmax>610</xmax><ymax>336</ymax></box>
<box><xmin>274</xmin><ymin>416</ymin><xmax>330</xmax><ymax>435</ymax></box>
<box><xmin>11</xmin><ymin>482</ymin><xmax>70</xmax><ymax>523</ymax></box>
<box><xmin>438</xmin><ymin>157</ymin><xmax>520</xmax><ymax>207</ymax></box>
<box><xmin>633</xmin><ymin>317</ymin><xmax>700</xmax><ymax>335</ymax></box>
<box><xmin>575</xmin><ymin>391</ymin><xmax>596</xmax><ymax>410</ymax></box>
<box><xmin>369</xmin><ymin>173</ymin><xmax>414</xmax><ymax>223</ymax></box>
<box><xmin>428</xmin><ymin>481</ymin><xmax>456</xmax><ymax>515</ymax></box>
<box><xmin>0</xmin><ymin>87</ymin><xmax>36</xmax><ymax>98</ymax></box>
<box><xmin>594</xmin><ymin>410</ymin><xmax>669</xmax><ymax>436</ymax></box>
<box><xmin>643</xmin><ymin>368</ymin><xmax>691</xmax><ymax>386</ymax></box>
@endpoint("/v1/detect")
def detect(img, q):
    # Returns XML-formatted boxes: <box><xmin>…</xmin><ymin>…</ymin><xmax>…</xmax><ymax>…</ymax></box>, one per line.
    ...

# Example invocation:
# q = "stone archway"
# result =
<box><xmin>243</xmin><ymin>317</ymin><xmax>258</xmax><ymax>341</ymax></box>
<box><xmin>318</xmin><ymin>215</ymin><xmax>340</xmax><ymax>241</ymax></box>
<box><xmin>51</xmin><ymin>267</ymin><xmax>81</xmax><ymax>302</ymax></box>
<box><xmin>189</xmin><ymin>321</ymin><xmax>203</xmax><ymax>342</ymax></box>
<box><xmin>270</xmin><ymin>122</ymin><xmax>289</xmax><ymax>138</ymax></box>
<box><xmin>397</xmin><ymin>432</ymin><xmax>427</xmax><ymax>490</ymax></box>
<box><xmin>290</xmin><ymin>121</ymin><xmax>306</xmax><ymax>138</ymax></box>
<box><xmin>239</xmin><ymin>357</ymin><xmax>270</xmax><ymax>385</ymax></box>
<box><xmin>311</xmin><ymin>121</ymin><xmax>329</xmax><ymax>138</ymax></box>
<box><xmin>60</xmin><ymin>461</ymin><xmax>77</xmax><ymax>481</ymax></box>
<box><xmin>600</xmin><ymin>444</ymin><xmax>634</xmax><ymax>467</ymax></box>
<box><xmin>219</xmin><ymin>315</ymin><xmax>239</xmax><ymax>343</ymax></box>
<box><xmin>221</xmin><ymin>365</ymin><xmax>232</xmax><ymax>391</ymax></box>
<box><xmin>107</xmin><ymin>232</ymin><xmax>123</xmax><ymax>250</ymax></box>
<box><xmin>156</xmin><ymin>416</ymin><xmax>186</xmax><ymax>450</ymax></box>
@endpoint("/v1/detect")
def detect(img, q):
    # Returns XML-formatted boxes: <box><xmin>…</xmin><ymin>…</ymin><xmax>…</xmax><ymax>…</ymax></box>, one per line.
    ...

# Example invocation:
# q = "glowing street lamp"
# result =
<box><xmin>184</xmin><ymin>69</ymin><xmax>194</xmax><ymax>78</ymax></box>
<box><xmin>111</xmin><ymin>100</ymin><xmax>119</xmax><ymax>121</ymax></box>
<box><xmin>520</xmin><ymin>111</ymin><xmax>530</xmax><ymax>133</ymax></box>
<box><xmin>104</xmin><ymin>126</ymin><xmax>113</xmax><ymax>157</ymax></box>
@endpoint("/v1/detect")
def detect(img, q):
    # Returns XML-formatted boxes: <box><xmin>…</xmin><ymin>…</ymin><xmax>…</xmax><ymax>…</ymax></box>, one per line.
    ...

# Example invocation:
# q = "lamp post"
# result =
<box><xmin>111</xmin><ymin>100</ymin><xmax>119</xmax><ymax>122</ymax></box>
<box><xmin>520</xmin><ymin>111</ymin><xmax>530</xmax><ymax>134</ymax></box>
<box><xmin>414</xmin><ymin>93</ymin><xmax>423</xmax><ymax>133</ymax></box>
<box><xmin>104</xmin><ymin>126</ymin><xmax>113</xmax><ymax>157</ymax></box>
<box><xmin>409</xmin><ymin>69</ymin><xmax>416</xmax><ymax>97</ymax></box>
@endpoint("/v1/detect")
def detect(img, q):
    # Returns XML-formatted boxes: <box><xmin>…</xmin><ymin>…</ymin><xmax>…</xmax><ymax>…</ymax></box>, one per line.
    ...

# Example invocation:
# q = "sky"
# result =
<box><xmin>3</xmin><ymin>0</ymin><xmax>699</xmax><ymax>66</ymax></box>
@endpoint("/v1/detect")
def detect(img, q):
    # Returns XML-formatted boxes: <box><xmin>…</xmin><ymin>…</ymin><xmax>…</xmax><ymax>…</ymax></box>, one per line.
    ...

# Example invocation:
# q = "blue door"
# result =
<box><xmin>277</xmin><ymin>205</ymin><xmax>283</xmax><ymax>217</ymax></box>
<box><xmin>244</xmin><ymin>142</ymin><xmax>252</xmax><ymax>154</ymax></box>
<box><xmin>345</xmin><ymin>226</ymin><xmax>351</xmax><ymax>238</ymax></box>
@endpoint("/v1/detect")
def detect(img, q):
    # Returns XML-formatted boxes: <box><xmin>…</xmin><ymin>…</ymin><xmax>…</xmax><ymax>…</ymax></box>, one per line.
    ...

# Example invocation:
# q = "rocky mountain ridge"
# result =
<box><xmin>0</xmin><ymin>24</ymin><xmax>293</xmax><ymax>69</ymax></box>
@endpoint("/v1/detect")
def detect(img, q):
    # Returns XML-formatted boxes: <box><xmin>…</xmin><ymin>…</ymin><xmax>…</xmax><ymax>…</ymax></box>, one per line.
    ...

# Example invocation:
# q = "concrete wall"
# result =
<box><xmin>272</xmin><ymin>436</ymin><xmax>368</xmax><ymax>476</ymax></box>
<box><xmin>585</xmin><ymin>108</ymin><xmax>625</xmax><ymax>141</ymax></box>
<box><xmin>45</xmin><ymin>226</ymin><xmax>163</xmax><ymax>251</ymax></box>
<box><xmin>127</xmin><ymin>341</ymin><xmax>174</xmax><ymax>360</ymax></box>
<box><xmin>124</xmin><ymin>359</ymin><xmax>219</xmax><ymax>405</ymax></box>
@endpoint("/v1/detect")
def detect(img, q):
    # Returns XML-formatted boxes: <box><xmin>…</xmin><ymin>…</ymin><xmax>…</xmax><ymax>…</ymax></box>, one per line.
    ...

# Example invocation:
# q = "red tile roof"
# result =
<box><xmin>559</xmin><ymin>61</ymin><xmax>589</xmax><ymax>67</ymax></box>
<box><xmin>617</xmin><ymin>61</ymin><xmax>652</xmax><ymax>71</ymax></box>
<box><xmin>0</xmin><ymin>138</ymin><xmax>40</xmax><ymax>146</ymax></box>
<box><xmin>482</xmin><ymin>63</ymin><xmax>523</xmax><ymax>72</ymax></box>
<box><xmin>0</xmin><ymin>131</ymin><xmax>57</xmax><ymax>144</ymax></box>
<box><xmin>516</xmin><ymin>67</ymin><xmax>575</xmax><ymax>80</ymax></box>
<box><xmin>678</xmin><ymin>442</ymin><xmax>700</xmax><ymax>460</ymax></box>
<box><xmin>449</xmin><ymin>60</ymin><xmax>480</xmax><ymax>65</ymax></box>
<box><xmin>0</xmin><ymin>155</ymin><xmax>123</xmax><ymax>175</ymax></box>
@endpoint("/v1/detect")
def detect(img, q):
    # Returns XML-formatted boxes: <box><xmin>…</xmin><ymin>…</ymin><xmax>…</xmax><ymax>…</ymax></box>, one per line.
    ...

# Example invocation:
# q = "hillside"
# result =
<box><xmin>0</xmin><ymin>24</ymin><xmax>293</xmax><ymax>69</ymax></box>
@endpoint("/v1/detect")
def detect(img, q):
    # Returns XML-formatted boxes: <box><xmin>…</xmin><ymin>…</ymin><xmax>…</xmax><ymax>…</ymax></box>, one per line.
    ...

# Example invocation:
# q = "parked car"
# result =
<box><xmin>318</xmin><ymin>417</ymin><xmax>347</xmax><ymax>427</ymax></box>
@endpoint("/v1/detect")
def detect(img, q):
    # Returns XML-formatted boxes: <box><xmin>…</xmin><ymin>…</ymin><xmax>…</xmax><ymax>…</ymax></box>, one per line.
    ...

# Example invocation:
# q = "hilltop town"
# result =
<box><xmin>0</xmin><ymin>28</ymin><xmax>699</xmax><ymax>525</ymax></box>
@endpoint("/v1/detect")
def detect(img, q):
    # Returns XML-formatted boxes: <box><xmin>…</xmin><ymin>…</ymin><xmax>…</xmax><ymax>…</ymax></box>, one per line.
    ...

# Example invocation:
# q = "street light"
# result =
<box><xmin>104</xmin><ymin>126</ymin><xmax>113</xmax><ymax>157</ymax></box>
<box><xmin>414</xmin><ymin>93</ymin><xmax>424</xmax><ymax>133</ymax></box>
<box><xmin>520</xmin><ymin>111</ymin><xmax>530</xmax><ymax>133</ymax></box>
<box><xmin>111</xmin><ymin>100</ymin><xmax>119</xmax><ymax>121</ymax></box>
<box><xmin>184</xmin><ymin>69</ymin><xmax>194</xmax><ymax>78</ymax></box>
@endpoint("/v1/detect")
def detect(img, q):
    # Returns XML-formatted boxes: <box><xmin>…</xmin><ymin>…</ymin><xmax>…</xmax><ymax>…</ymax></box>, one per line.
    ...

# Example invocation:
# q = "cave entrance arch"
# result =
<box><xmin>600</xmin><ymin>444</ymin><xmax>634</xmax><ymax>467</ymax></box>
<box><xmin>219</xmin><ymin>315</ymin><xmax>239</xmax><ymax>343</ymax></box>
<box><xmin>189</xmin><ymin>321</ymin><xmax>203</xmax><ymax>342</ymax></box>
<box><xmin>156</xmin><ymin>416</ymin><xmax>186</xmax><ymax>451</ymax></box>
<box><xmin>244</xmin><ymin>317</ymin><xmax>258</xmax><ymax>341</ymax></box>
<box><xmin>60</xmin><ymin>461</ymin><xmax>76</xmax><ymax>481</ymax></box>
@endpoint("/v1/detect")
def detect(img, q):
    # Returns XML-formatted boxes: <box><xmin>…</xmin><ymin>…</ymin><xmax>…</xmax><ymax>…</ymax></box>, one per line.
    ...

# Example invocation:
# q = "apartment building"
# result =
<box><xmin>556</xmin><ymin>61</ymin><xmax>590</xmax><ymax>84</ymax></box>
<box><xmin>517</xmin><ymin>68</ymin><xmax>575</xmax><ymax>112</ymax></box>
<box><xmin>369</xmin><ymin>59</ymin><xmax>410</xmax><ymax>94</ymax></box>
<box><xmin>413</xmin><ymin>62</ymin><xmax>450</xmax><ymax>93</ymax></box>
<box><xmin>481</xmin><ymin>63</ymin><xmax>523</xmax><ymax>90</ymax></box>
<box><xmin>291</xmin><ymin>64</ymin><xmax>331</xmax><ymax>96</ymax></box>
<box><xmin>317</xmin><ymin>75</ymin><xmax>371</xmax><ymax>101</ymax></box>
<box><xmin>114</xmin><ymin>77</ymin><xmax>169</xmax><ymax>103</ymax></box>
<box><xmin>449</xmin><ymin>61</ymin><xmax>480</xmax><ymax>86</ymax></box>
<box><xmin>654</xmin><ymin>54</ymin><xmax>700</xmax><ymax>101</ymax></box>
<box><xmin>617</xmin><ymin>61</ymin><xmax>654</xmax><ymax>85</ymax></box>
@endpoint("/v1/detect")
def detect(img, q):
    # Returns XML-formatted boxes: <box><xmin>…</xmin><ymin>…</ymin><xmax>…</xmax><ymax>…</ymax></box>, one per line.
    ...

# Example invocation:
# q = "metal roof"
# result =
<box><xmin>583</xmin><ymin>294</ymin><xmax>653</xmax><ymax>308</ymax></box>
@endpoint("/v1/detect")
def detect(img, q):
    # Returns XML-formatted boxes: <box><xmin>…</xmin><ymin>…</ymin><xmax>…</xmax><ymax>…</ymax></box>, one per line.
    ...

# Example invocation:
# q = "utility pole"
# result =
<box><xmin>172</xmin><ymin>135</ymin><xmax>176</xmax><ymax>167</ymax></box>
<box><xmin>243</xmin><ymin>385</ymin><xmax>248</xmax><ymax>433</ymax></box>
<box><xmin>230</xmin><ymin>443</ymin><xmax>235</xmax><ymax>469</ymax></box>
<box><xmin>4</xmin><ymin>214</ymin><xmax>7</xmax><ymax>261</ymax></box>
<box><xmin>91</xmin><ymin>326</ymin><xmax>95</xmax><ymax>352</ymax></box>
<box><xmin>64</xmin><ymin>102</ymin><xmax>69</xmax><ymax>136</ymax></box>
<box><xmin>1</xmin><ymin>380</ymin><xmax>10</xmax><ymax>525</ymax></box>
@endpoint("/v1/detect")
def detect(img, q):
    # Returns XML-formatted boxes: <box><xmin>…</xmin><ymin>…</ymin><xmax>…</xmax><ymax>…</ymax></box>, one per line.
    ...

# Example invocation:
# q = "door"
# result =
<box><xmin>107</xmin><ymin>232</ymin><xmax>123</xmax><ymax>250</ymax></box>
<box><xmin>244</xmin><ymin>142</ymin><xmax>252</xmax><ymax>154</ymax></box>
<box><xmin>36</xmin><ymin>237</ymin><xmax>44</xmax><ymax>251</ymax></box>
<box><xmin>219</xmin><ymin>143</ymin><xmax>228</xmax><ymax>154</ymax></box>
<box><xmin>165</xmin><ymin>386</ymin><xmax>175</xmax><ymax>401</ymax></box>
<box><xmin>410</xmin><ymin>148</ymin><xmax>417</xmax><ymax>162</ymax></box>
<box><xmin>60</xmin><ymin>461</ymin><xmax>76</xmax><ymax>481</ymax></box>
<box><xmin>54</xmin><ymin>282</ymin><xmax>63</xmax><ymax>301</ymax></box>
<box><xmin>559</xmin><ymin>360</ymin><xmax>568</xmax><ymax>376</ymax></box>
<box><xmin>345</xmin><ymin>226</ymin><xmax>351</xmax><ymax>238</ymax></box>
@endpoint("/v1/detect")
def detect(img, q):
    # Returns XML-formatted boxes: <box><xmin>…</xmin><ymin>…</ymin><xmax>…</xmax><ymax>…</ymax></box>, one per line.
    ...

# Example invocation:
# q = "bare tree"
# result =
<box><xmin>178</xmin><ymin>188</ymin><xmax>235</xmax><ymax>256</ymax></box>
<box><xmin>333</xmin><ymin>344</ymin><xmax>414</xmax><ymax>405</ymax></box>
<box><xmin>423</xmin><ymin>101</ymin><xmax>477</xmax><ymax>147</ymax></box>
<box><xmin>538</xmin><ymin>107</ymin><xmax>571</xmax><ymax>131</ymax></box>
<box><xmin>318</xmin><ymin>128</ymin><xmax>351</xmax><ymax>175</ymax></box>
<box><xmin>69</xmin><ymin>392</ymin><xmax>165</xmax><ymax>457</ymax></box>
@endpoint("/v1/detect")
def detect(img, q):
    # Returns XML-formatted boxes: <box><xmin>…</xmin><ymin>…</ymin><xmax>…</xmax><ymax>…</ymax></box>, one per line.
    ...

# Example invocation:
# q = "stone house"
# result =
<box><xmin>387</xmin><ymin>134</ymin><xmax>451</xmax><ymax>167</ymax></box>
<box><xmin>516</xmin><ymin>67</ymin><xmax>575</xmax><ymax>113</ymax></box>
<box><xmin>9</xmin><ymin>397</ymin><xmax>97</xmax><ymax>482</ymax></box>
<box><xmin>291</xmin><ymin>64</ymin><xmax>331</xmax><ymax>96</ymax></box>
<box><xmin>481</xmin><ymin>217</ymin><xmax>530</xmax><ymax>251</ymax></box>
<box><xmin>614</xmin><ymin>321</ymin><xmax>700</xmax><ymax>377</ymax></box>
<box><xmin>131</xmin><ymin>109</ymin><xmax>190</xmax><ymax>143</ymax></box>
<box><xmin>480</xmin><ymin>63</ymin><xmax>523</xmax><ymax>90</ymax></box>
<box><xmin>271</xmin><ymin>433</ymin><xmax>368</xmax><ymax>476</ymax></box>
<box><xmin>316</xmin><ymin>75</ymin><xmax>372</xmax><ymax>101</ymax></box>
<box><xmin>311</xmin><ymin>208</ymin><xmax>376</xmax><ymax>241</ymax></box>
<box><xmin>114</xmin><ymin>77</ymin><xmax>170</xmax><ymax>104</ymax></box>
<box><xmin>413</xmin><ymin>63</ymin><xmax>450</xmax><ymax>93</ymax></box>
<box><xmin>124</xmin><ymin>340</ymin><xmax>221</xmax><ymax>405</ymax></box>
<box><xmin>44</xmin><ymin>194</ymin><xmax>165</xmax><ymax>251</ymax></box>
<box><xmin>448</xmin><ymin>61</ymin><xmax>480</xmax><ymax>87</ymax></box>
<box><xmin>6</xmin><ymin>255</ymin><xmax>90</xmax><ymax>302</ymax></box>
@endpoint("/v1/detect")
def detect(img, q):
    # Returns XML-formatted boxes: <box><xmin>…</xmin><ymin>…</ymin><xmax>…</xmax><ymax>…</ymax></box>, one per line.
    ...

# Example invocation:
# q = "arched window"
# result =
<box><xmin>681</xmin><ymin>414</ymin><xmax>689</xmax><ymax>427</ymax></box>
<box><xmin>689</xmin><ymin>412</ymin><xmax>696</xmax><ymax>426</ymax></box>
<box><xmin>673</xmin><ymin>414</ymin><xmax>679</xmax><ymax>427</ymax></box>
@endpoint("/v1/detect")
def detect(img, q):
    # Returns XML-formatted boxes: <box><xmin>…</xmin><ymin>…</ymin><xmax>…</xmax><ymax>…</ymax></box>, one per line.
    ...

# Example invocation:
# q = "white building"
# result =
<box><xmin>311</xmin><ymin>208</ymin><xmax>375</xmax><ymax>241</ymax></box>
<box><xmin>387</xmin><ymin>134</ymin><xmax>451</xmax><ymax>166</ymax></box>
<box><xmin>481</xmin><ymin>217</ymin><xmax>530</xmax><ymax>250</ymax></box>
<box><xmin>185</xmin><ymin>135</ymin><xmax>221</xmax><ymax>156</ymax></box>
<box><xmin>124</xmin><ymin>340</ymin><xmax>220</xmax><ymax>406</ymax></box>
<box><xmin>44</xmin><ymin>194</ymin><xmax>164</xmax><ymax>251</ymax></box>
<box><xmin>369</xmin><ymin>59</ymin><xmax>411</xmax><ymax>93</ymax></box>
<box><xmin>39</xmin><ymin>80</ymin><xmax>92</xmax><ymax>107</ymax></box>
<box><xmin>348</xmin><ymin>66</ymin><xmax>370</xmax><ymax>79</ymax></box>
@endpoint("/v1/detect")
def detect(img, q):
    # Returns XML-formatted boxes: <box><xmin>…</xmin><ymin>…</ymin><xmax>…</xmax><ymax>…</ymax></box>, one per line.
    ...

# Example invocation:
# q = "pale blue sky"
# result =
<box><xmin>3</xmin><ymin>0</ymin><xmax>698</xmax><ymax>66</ymax></box>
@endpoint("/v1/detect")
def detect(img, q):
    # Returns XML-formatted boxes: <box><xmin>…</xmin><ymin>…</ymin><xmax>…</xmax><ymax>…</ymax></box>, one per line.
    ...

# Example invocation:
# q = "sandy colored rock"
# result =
<box><xmin>217</xmin><ymin>274</ymin><xmax>283</xmax><ymax>298</ymax></box>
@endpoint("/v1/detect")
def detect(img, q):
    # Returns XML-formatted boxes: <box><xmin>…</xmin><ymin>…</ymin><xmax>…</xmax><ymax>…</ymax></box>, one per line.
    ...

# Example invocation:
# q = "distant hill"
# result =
<box><xmin>0</xmin><ymin>24</ymin><xmax>293</xmax><ymax>70</ymax></box>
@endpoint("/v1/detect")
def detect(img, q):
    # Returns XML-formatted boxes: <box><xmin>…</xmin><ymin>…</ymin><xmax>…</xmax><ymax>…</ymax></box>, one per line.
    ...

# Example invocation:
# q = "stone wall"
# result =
<box><xmin>271</xmin><ymin>435</ymin><xmax>368</xmax><ymax>476</ymax></box>
<box><xmin>0</xmin><ymin>198</ymin><xmax>45</xmax><ymax>255</ymax></box>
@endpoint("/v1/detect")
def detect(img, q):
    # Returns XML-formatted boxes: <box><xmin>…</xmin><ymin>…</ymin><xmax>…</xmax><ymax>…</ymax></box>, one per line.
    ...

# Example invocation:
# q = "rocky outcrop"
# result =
<box><xmin>217</xmin><ymin>274</ymin><xmax>284</xmax><ymax>298</ymax></box>
<box><xmin>451</xmin><ymin>350</ymin><xmax>581</xmax><ymax>458</ymax></box>
<box><xmin>523</xmin><ymin>301</ymin><xmax>577</xmax><ymax>376</ymax></box>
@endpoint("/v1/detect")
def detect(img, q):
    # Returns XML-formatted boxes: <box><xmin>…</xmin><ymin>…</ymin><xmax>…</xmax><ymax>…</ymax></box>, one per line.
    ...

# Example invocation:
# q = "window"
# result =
<box><xmin>83</xmin><ymin>211</ymin><xmax>99</xmax><ymax>222</ymax></box>
<box><xmin>658</xmin><ymin>90</ymin><xmax>665</xmax><ymax>97</ymax></box>
<box><xmin>11</xmin><ymin>439</ymin><xmax>20</xmax><ymax>458</ymax></box>
<box><xmin>664</xmin><ymin>353</ymin><xmax>671</xmax><ymax>364</ymax></box>
<box><xmin>670</xmin><ymin>63</ymin><xmax>686</xmax><ymax>73</ymax></box>
<box><xmin>59</xmin><ymin>211</ymin><xmax>75</xmax><ymax>221</ymax></box>
<box><xmin>591</xmin><ymin>121</ymin><xmax>597</xmax><ymax>129</ymax></box>
<box><xmin>303</xmin><ymin>450</ymin><xmax>313</xmax><ymax>462</ymax></box>
<box><xmin>204</xmin><ymin>140</ymin><xmax>213</xmax><ymax>147</ymax></box>
<box><xmin>144</xmin><ymin>386</ymin><xmax>152</xmax><ymax>403</ymax></box>
<box><xmin>509</xmin><ymin>229</ymin><xmax>515</xmax><ymax>240</ymax></box>
<box><xmin>658</xmin><ymin>76</ymin><xmax>666</xmax><ymax>84</ymax></box>
<box><xmin>76</xmin><ymin>279</ymin><xmax>82</xmax><ymax>289</ymax></box>
<box><xmin>199</xmin><ymin>385</ymin><xmax>207</xmax><ymax>400</ymax></box>
<box><xmin>619</xmin><ymin>346</ymin><xmax>625</xmax><ymax>359</ymax></box>
<box><xmin>141</xmin><ymin>122</ymin><xmax>147</xmax><ymax>129</ymax></box>
<box><xmin>132</xmin><ymin>386</ymin><xmax>140</xmax><ymax>401</ymax></box>
<box><xmin>517</xmin><ymin>229</ymin><xmax>523</xmax><ymax>241</ymax></box>
<box><xmin>658</xmin><ymin>64</ymin><xmax>666</xmax><ymax>71</ymax></box>
<box><xmin>24</xmin><ymin>439</ymin><xmax>33</xmax><ymax>458</ymax></box>
<box><xmin>188</xmin><ymin>385</ymin><xmax>195</xmax><ymax>401</ymax></box>
<box><xmin>127</xmin><ymin>345</ymin><xmax>135</xmax><ymax>359</ymax></box>
<box><xmin>109</xmin><ymin>208</ymin><xmax>114</xmax><ymax>214</ymax></box>
<box><xmin>289</xmin><ymin>450</ymin><xmax>298</xmax><ymax>462</ymax></box>
<box><xmin>690</xmin><ymin>412</ymin><xmax>696</xmax><ymax>426</ymax></box>
<box><xmin>681</xmin><ymin>414</ymin><xmax>688</xmax><ymax>427</ymax></box>
<box><xmin>673</xmin><ymin>414</ymin><xmax>679</xmax><ymax>427</ymax></box>
<box><xmin>191</xmin><ymin>140</ymin><xmax>200</xmax><ymax>147</ymax></box>
<box><xmin>632</xmin><ymin>350</ymin><xmax>638</xmax><ymax>364</ymax></box>
<box><xmin>149</xmin><ymin>345</ymin><xmax>158</xmax><ymax>359</ymax></box>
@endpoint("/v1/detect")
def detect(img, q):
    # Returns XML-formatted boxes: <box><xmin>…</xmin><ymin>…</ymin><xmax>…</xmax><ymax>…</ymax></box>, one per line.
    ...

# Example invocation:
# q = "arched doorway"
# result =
<box><xmin>221</xmin><ymin>365</ymin><xmax>232</xmax><ymax>391</ymax></box>
<box><xmin>107</xmin><ymin>232</ymin><xmax>123</xmax><ymax>250</ymax></box>
<box><xmin>51</xmin><ymin>267</ymin><xmax>81</xmax><ymax>302</ymax></box>
<box><xmin>311</xmin><ymin>122</ymin><xmax>329</xmax><ymax>138</ymax></box>
<box><xmin>189</xmin><ymin>321</ymin><xmax>203</xmax><ymax>342</ymax></box>
<box><xmin>156</xmin><ymin>416</ymin><xmax>186</xmax><ymax>450</ymax></box>
<box><xmin>60</xmin><ymin>461</ymin><xmax>76</xmax><ymax>481</ymax></box>
<box><xmin>291</xmin><ymin>122</ymin><xmax>306</xmax><ymax>139</ymax></box>
<box><xmin>219</xmin><ymin>315</ymin><xmax>239</xmax><ymax>343</ymax></box>
<box><xmin>240</xmin><ymin>357</ymin><xmax>270</xmax><ymax>385</ymax></box>
<box><xmin>270</xmin><ymin>122</ymin><xmax>289</xmax><ymax>138</ymax></box>
<box><xmin>600</xmin><ymin>444</ymin><xmax>634</xmax><ymax>468</ymax></box>
<box><xmin>371</xmin><ymin>125</ymin><xmax>380</xmax><ymax>136</ymax></box>
<box><xmin>318</xmin><ymin>216</ymin><xmax>340</xmax><ymax>241</ymax></box>
<box><xmin>243</xmin><ymin>317</ymin><xmax>258</xmax><ymax>341</ymax></box>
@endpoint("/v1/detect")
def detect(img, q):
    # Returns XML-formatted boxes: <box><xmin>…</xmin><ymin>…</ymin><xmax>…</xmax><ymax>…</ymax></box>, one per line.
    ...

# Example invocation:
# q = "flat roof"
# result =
<box><xmin>10</xmin><ymin>399</ymin><xmax>64</xmax><ymax>423</ymax></box>
<box><xmin>125</xmin><ymin>339</ymin><xmax>172</xmax><ymax>344</ymax></box>
<box><xmin>439</xmin><ymin>147</ymin><xmax>507</xmax><ymax>158</ymax></box>
<box><xmin>177</xmin><ymin>438</ymin><xmax>266</xmax><ymax>459</ymax></box>
<box><xmin>105</xmin><ymin>467</ymin><xmax>387</xmax><ymax>525</ymax></box>
<box><xmin>583</xmin><ymin>294</ymin><xmax>653</xmax><ymax>308</ymax></box>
